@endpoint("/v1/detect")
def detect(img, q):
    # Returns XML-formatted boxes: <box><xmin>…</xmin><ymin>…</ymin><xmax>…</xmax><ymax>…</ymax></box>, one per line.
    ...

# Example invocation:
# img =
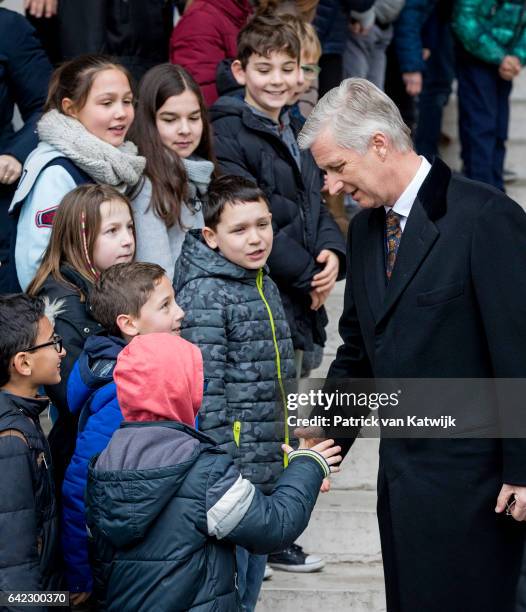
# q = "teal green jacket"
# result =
<box><xmin>453</xmin><ymin>0</ymin><xmax>526</xmax><ymax>65</ymax></box>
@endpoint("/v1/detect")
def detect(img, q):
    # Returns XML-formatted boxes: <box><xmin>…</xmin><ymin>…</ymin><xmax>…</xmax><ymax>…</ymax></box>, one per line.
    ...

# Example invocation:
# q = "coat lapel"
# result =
<box><xmin>376</xmin><ymin>199</ymin><xmax>439</xmax><ymax>326</ymax></box>
<box><xmin>363</xmin><ymin>157</ymin><xmax>451</xmax><ymax>327</ymax></box>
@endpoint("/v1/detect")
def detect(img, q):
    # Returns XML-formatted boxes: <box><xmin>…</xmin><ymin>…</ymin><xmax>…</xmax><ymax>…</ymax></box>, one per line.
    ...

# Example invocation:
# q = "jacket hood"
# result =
<box><xmin>209</xmin><ymin>94</ymin><xmax>247</xmax><ymax>123</ymax></box>
<box><xmin>0</xmin><ymin>391</ymin><xmax>48</xmax><ymax>423</ymax></box>
<box><xmin>87</xmin><ymin>422</ymin><xmax>204</xmax><ymax>547</ymax></box>
<box><xmin>114</xmin><ymin>333</ymin><xmax>203</xmax><ymax>426</ymax></box>
<box><xmin>67</xmin><ymin>334</ymin><xmax>126</xmax><ymax>415</ymax></box>
<box><xmin>216</xmin><ymin>59</ymin><xmax>244</xmax><ymax>99</ymax></box>
<box><xmin>200</xmin><ymin>0</ymin><xmax>252</xmax><ymax>27</ymax></box>
<box><xmin>174</xmin><ymin>230</ymin><xmax>264</xmax><ymax>291</ymax></box>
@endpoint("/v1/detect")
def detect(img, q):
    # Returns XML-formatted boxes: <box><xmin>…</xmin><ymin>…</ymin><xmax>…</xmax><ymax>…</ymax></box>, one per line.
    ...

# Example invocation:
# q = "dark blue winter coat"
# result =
<box><xmin>0</xmin><ymin>7</ymin><xmax>51</xmax><ymax>169</ymax></box>
<box><xmin>0</xmin><ymin>7</ymin><xmax>52</xmax><ymax>292</ymax></box>
<box><xmin>62</xmin><ymin>334</ymin><xmax>126</xmax><ymax>593</ymax></box>
<box><xmin>86</xmin><ymin>420</ymin><xmax>331</xmax><ymax>611</ymax></box>
<box><xmin>314</xmin><ymin>0</ymin><xmax>375</xmax><ymax>54</ymax></box>
<box><xmin>394</xmin><ymin>0</ymin><xmax>438</xmax><ymax>73</ymax></box>
<box><xmin>0</xmin><ymin>391</ymin><xmax>63</xmax><ymax>606</ymax></box>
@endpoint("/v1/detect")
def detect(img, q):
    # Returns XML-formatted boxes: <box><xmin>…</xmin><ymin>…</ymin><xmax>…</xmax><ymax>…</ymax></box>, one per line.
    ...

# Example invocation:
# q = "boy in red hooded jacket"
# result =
<box><xmin>85</xmin><ymin>333</ymin><xmax>341</xmax><ymax>611</ymax></box>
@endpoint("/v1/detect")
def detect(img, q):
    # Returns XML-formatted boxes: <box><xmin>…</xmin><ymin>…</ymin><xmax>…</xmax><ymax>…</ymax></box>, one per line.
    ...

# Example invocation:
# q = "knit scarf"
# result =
<box><xmin>37</xmin><ymin>110</ymin><xmax>146</xmax><ymax>189</ymax></box>
<box><xmin>182</xmin><ymin>156</ymin><xmax>215</xmax><ymax>197</ymax></box>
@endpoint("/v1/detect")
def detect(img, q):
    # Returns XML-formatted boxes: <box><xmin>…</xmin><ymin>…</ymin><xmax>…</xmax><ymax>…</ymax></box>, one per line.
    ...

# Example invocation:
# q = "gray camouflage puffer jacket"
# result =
<box><xmin>173</xmin><ymin>230</ymin><xmax>295</xmax><ymax>493</ymax></box>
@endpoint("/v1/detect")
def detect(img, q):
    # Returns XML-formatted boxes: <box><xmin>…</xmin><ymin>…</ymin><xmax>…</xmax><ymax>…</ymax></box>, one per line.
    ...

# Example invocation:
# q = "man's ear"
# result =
<box><xmin>371</xmin><ymin>132</ymin><xmax>388</xmax><ymax>161</ymax></box>
<box><xmin>202</xmin><ymin>226</ymin><xmax>218</xmax><ymax>250</ymax></box>
<box><xmin>115</xmin><ymin>314</ymin><xmax>139</xmax><ymax>338</ymax></box>
<box><xmin>231</xmin><ymin>60</ymin><xmax>247</xmax><ymax>86</ymax></box>
<box><xmin>11</xmin><ymin>352</ymin><xmax>33</xmax><ymax>378</ymax></box>
<box><xmin>61</xmin><ymin>97</ymin><xmax>77</xmax><ymax>118</ymax></box>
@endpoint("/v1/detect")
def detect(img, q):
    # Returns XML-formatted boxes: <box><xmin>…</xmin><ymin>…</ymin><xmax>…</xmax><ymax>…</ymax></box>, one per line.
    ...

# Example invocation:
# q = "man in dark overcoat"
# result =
<box><xmin>298</xmin><ymin>77</ymin><xmax>526</xmax><ymax>612</ymax></box>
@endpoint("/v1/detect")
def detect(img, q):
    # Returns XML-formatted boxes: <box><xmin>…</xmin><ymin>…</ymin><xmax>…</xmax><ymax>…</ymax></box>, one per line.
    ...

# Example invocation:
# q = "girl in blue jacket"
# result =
<box><xmin>9</xmin><ymin>54</ymin><xmax>145</xmax><ymax>290</ymax></box>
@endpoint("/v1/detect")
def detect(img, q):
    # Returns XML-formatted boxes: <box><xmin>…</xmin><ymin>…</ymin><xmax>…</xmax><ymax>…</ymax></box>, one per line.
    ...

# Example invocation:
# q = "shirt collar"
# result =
<box><xmin>384</xmin><ymin>156</ymin><xmax>431</xmax><ymax>219</ymax></box>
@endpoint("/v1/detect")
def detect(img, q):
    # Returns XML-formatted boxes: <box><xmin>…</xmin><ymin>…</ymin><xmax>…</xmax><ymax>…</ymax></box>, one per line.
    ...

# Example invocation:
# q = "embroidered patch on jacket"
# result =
<box><xmin>35</xmin><ymin>206</ymin><xmax>58</xmax><ymax>228</ymax></box>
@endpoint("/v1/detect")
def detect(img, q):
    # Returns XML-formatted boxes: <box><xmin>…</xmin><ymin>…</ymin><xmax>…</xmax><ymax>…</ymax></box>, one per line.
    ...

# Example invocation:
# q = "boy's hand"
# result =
<box><xmin>70</xmin><ymin>592</ymin><xmax>91</xmax><ymax>606</ymax></box>
<box><xmin>499</xmin><ymin>55</ymin><xmax>521</xmax><ymax>80</ymax></box>
<box><xmin>320</xmin><ymin>477</ymin><xmax>331</xmax><ymax>493</ymax></box>
<box><xmin>282</xmin><ymin>439</ymin><xmax>342</xmax><ymax>474</ymax></box>
<box><xmin>309</xmin><ymin>289</ymin><xmax>329</xmax><ymax>311</ymax></box>
<box><xmin>0</xmin><ymin>155</ymin><xmax>22</xmax><ymax>185</ymax></box>
<box><xmin>312</xmin><ymin>250</ymin><xmax>339</xmax><ymax>293</ymax></box>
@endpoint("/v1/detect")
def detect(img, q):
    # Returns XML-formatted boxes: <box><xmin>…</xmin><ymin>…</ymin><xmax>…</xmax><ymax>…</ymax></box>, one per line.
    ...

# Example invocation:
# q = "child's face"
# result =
<box><xmin>233</xmin><ymin>51</ymin><xmax>301</xmax><ymax>121</ymax></box>
<box><xmin>131</xmin><ymin>275</ymin><xmax>185</xmax><ymax>336</ymax></box>
<box><xmin>21</xmin><ymin>316</ymin><xmax>66</xmax><ymax>387</ymax></box>
<box><xmin>66</xmin><ymin>68</ymin><xmax>134</xmax><ymax>146</ymax></box>
<box><xmin>288</xmin><ymin>52</ymin><xmax>317</xmax><ymax>105</ymax></box>
<box><xmin>203</xmin><ymin>199</ymin><xmax>273</xmax><ymax>270</ymax></box>
<box><xmin>156</xmin><ymin>89</ymin><xmax>204</xmax><ymax>159</ymax></box>
<box><xmin>93</xmin><ymin>199</ymin><xmax>135</xmax><ymax>273</ymax></box>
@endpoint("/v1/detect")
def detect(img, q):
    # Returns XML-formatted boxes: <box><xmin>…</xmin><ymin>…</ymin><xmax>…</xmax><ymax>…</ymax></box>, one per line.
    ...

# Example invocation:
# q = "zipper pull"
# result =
<box><xmin>233</xmin><ymin>421</ymin><xmax>241</xmax><ymax>447</ymax></box>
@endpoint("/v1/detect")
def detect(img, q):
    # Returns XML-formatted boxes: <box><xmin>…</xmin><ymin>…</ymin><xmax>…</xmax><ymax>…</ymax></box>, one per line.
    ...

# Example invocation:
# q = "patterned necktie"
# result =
<box><xmin>385</xmin><ymin>210</ymin><xmax>402</xmax><ymax>280</ymax></box>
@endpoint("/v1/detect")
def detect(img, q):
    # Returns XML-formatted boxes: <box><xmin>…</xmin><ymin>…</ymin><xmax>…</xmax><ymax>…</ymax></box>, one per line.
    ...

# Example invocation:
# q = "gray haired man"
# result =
<box><xmin>298</xmin><ymin>78</ymin><xmax>526</xmax><ymax>612</ymax></box>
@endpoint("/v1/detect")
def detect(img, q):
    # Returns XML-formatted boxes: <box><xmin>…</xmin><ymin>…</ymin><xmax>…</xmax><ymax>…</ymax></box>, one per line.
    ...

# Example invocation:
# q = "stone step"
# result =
<box><xmin>296</xmin><ymin>489</ymin><xmax>381</xmax><ymax>563</ymax></box>
<box><xmin>259</xmin><ymin>562</ymin><xmax>386</xmax><ymax>612</ymax></box>
<box><xmin>330</xmin><ymin>438</ymin><xmax>379</xmax><ymax>490</ymax></box>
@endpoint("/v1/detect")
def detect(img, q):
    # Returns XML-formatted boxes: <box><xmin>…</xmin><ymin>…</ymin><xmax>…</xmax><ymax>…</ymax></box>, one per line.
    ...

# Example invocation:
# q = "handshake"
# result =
<box><xmin>283</xmin><ymin>426</ymin><xmax>340</xmax><ymax>493</ymax></box>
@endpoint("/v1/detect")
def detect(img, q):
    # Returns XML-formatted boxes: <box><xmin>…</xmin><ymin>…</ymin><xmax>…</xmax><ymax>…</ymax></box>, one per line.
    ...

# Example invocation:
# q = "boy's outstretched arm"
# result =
<box><xmin>205</xmin><ymin>440</ymin><xmax>341</xmax><ymax>555</ymax></box>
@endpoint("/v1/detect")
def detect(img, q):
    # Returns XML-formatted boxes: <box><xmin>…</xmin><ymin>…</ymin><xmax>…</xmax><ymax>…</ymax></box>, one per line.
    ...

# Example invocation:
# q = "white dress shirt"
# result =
<box><xmin>384</xmin><ymin>156</ymin><xmax>432</xmax><ymax>232</ymax></box>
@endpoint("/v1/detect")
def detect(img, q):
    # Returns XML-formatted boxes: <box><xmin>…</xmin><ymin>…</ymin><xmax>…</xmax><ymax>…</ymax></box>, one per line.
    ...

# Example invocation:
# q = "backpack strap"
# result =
<box><xmin>43</xmin><ymin>157</ymin><xmax>94</xmax><ymax>186</ymax></box>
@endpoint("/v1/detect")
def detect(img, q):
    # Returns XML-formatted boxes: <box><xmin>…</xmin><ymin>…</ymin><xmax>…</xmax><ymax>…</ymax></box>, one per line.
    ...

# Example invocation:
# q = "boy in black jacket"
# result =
<box><xmin>211</xmin><ymin>13</ymin><xmax>346</xmax><ymax>379</ymax></box>
<box><xmin>0</xmin><ymin>294</ymin><xmax>65</xmax><ymax>600</ymax></box>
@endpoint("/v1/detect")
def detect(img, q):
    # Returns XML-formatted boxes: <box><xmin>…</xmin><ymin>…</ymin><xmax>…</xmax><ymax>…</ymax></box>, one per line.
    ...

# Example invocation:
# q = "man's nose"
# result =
<box><xmin>326</xmin><ymin>174</ymin><xmax>343</xmax><ymax>196</ymax></box>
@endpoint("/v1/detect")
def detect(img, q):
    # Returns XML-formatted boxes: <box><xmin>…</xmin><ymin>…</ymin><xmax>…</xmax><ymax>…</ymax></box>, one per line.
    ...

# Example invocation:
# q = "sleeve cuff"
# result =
<box><xmin>288</xmin><ymin>449</ymin><xmax>330</xmax><ymax>478</ymax></box>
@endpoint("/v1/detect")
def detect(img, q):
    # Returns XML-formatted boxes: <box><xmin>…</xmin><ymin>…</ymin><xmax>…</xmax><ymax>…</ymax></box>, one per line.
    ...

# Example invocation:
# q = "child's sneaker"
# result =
<box><xmin>268</xmin><ymin>543</ymin><xmax>325</xmax><ymax>573</ymax></box>
<box><xmin>263</xmin><ymin>565</ymin><xmax>274</xmax><ymax>580</ymax></box>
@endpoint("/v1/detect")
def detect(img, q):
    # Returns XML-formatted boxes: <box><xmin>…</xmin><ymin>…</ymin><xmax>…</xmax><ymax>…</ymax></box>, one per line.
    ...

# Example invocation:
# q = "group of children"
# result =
<box><xmin>0</xmin><ymin>8</ymin><xmax>346</xmax><ymax>612</ymax></box>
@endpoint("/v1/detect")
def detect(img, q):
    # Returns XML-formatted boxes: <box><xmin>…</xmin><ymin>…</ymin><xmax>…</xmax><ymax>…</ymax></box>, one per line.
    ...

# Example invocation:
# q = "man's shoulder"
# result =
<box><xmin>447</xmin><ymin>173</ymin><xmax>524</xmax><ymax>219</ymax></box>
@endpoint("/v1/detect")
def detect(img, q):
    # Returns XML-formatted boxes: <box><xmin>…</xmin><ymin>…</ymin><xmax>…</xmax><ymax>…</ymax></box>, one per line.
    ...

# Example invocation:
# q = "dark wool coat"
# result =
<box><xmin>0</xmin><ymin>392</ymin><xmax>63</xmax><ymax>605</ymax></box>
<box><xmin>210</xmin><ymin>96</ymin><xmax>346</xmax><ymax>352</ymax></box>
<box><xmin>329</xmin><ymin>158</ymin><xmax>526</xmax><ymax>612</ymax></box>
<box><xmin>86</xmin><ymin>421</ymin><xmax>329</xmax><ymax>611</ymax></box>
<box><xmin>174</xmin><ymin>230</ymin><xmax>295</xmax><ymax>493</ymax></box>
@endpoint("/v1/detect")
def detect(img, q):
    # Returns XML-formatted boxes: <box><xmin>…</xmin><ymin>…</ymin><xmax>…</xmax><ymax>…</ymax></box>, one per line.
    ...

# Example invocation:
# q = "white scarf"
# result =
<box><xmin>37</xmin><ymin>110</ymin><xmax>146</xmax><ymax>189</ymax></box>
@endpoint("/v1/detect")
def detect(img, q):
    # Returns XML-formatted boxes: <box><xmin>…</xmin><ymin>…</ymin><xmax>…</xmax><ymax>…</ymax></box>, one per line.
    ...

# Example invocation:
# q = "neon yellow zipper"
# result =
<box><xmin>233</xmin><ymin>420</ymin><xmax>241</xmax><ymax>447</ymax></box>
<box><xmin>256</xmin><ymin>269</ymin><xmax>289</xmax><ymax>467</ymax></box>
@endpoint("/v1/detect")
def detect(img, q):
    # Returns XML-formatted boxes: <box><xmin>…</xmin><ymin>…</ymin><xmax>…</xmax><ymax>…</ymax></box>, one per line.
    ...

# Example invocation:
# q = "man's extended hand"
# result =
<box><xmin>495</xmin><ymin>483</ymin><xmax>526</xmax><ymax>521</ymax></box>
<box><xmin>24</xmin><ymin>0</ymin><xmax>57</xmax><ymax>17</ymax></box>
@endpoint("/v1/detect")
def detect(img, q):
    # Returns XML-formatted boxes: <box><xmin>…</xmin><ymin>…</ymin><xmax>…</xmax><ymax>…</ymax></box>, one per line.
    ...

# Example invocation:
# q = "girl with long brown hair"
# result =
<box><xmin>129</xmin><ymin>63</ymin><xmax>217</xmax><ymax>279</ymax></box>
<box><xmin>27</xmin><ymin>183</ymin><xmax>135</xmax><ymax>510</ymax></box>
<box><xmin>10</xmin><ymin>54</ymin><xmax>145</xmax><ymax>291</ymax></box>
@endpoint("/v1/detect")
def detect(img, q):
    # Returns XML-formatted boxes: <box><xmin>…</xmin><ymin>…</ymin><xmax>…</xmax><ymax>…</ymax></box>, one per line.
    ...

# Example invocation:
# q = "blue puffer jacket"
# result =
<box><xmin>394</xmin><ymin>0</ymin><xmax>438</xmax><ymax>73</ymax></box>
<box><xmin>61</xmin><ymin>334</ymin><xmax>127</xmax><ymax>593</ymax></box>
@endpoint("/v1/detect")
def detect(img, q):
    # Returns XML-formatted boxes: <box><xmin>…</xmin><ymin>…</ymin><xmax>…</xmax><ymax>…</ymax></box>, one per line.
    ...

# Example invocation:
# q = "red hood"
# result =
<box><xmin>114</xmin><ymin>334</ymin><xmax>203</xmax><ymax>426</ymax></box>
<box><xmin>201</xmin><ymin>0</ymin><xmax>253</xmax><ymax>27</ymax></box>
